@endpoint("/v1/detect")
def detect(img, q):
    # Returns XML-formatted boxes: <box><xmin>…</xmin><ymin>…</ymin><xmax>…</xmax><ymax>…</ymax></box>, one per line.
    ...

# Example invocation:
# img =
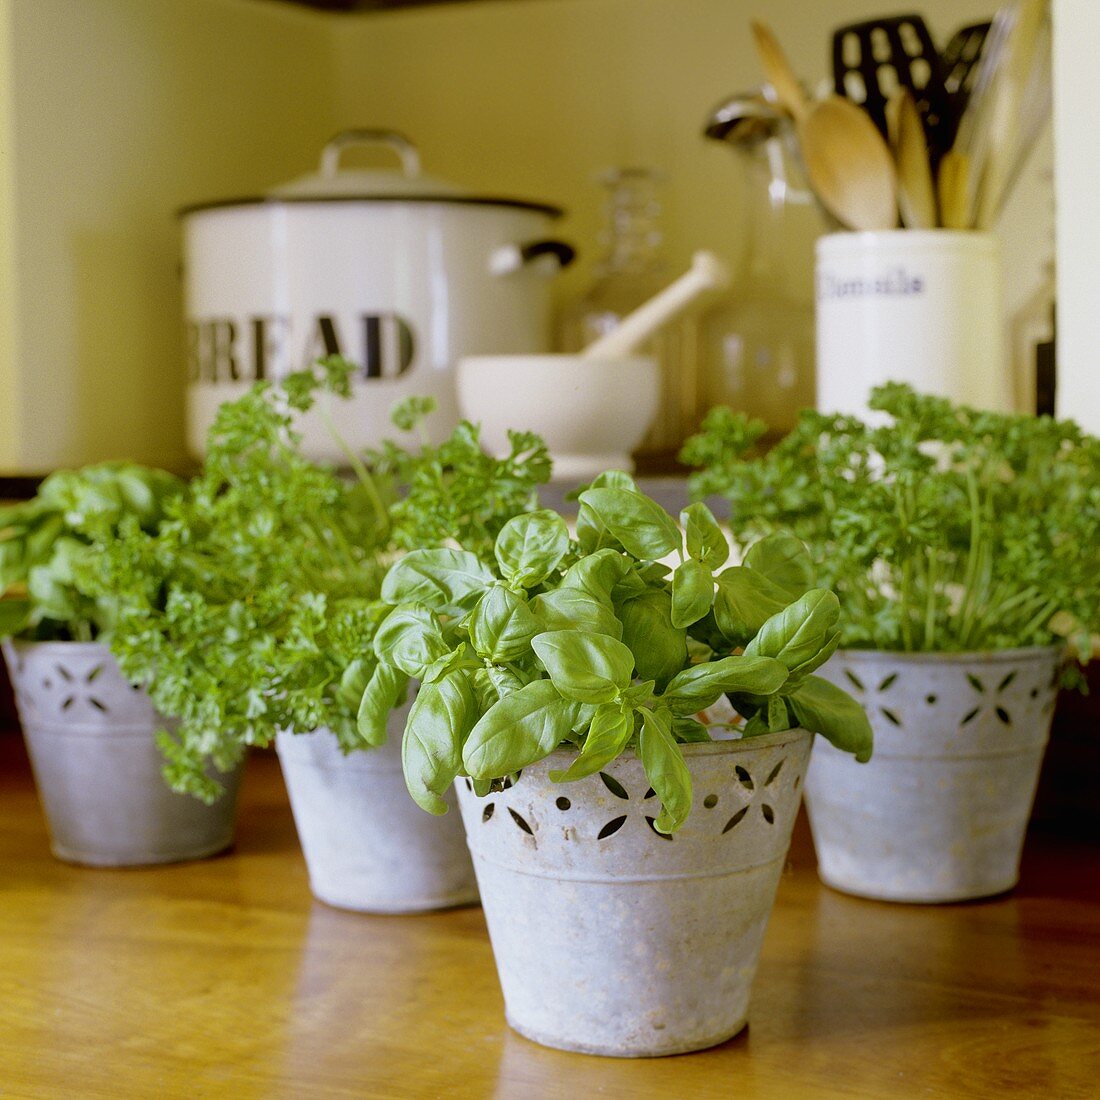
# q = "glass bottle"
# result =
<box><xmin>557</xmin><ymin>168</ymin><xmax>699</xmax><ymax>464</ymax></box>
<box><xmin>699</xmin><ymin>134</ymin><xmax>816</xmax><ymax>435</ymax></box>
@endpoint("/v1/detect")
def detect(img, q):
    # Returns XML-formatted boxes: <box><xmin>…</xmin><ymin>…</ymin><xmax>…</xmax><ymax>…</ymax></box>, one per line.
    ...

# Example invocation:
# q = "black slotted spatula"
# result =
<box><xmin>832</xmin><ymin>14</ymin><xmax>956</xmax><ymax>168</ymax></box>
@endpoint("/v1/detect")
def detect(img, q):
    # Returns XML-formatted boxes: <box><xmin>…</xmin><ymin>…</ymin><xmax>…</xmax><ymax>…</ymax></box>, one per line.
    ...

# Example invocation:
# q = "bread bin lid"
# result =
<box><xmin>179</xmin><ymin>130</ymin><xmax>562</xmax><ymax>217</ymax></box>
<box><xmin>270</xmin><ymin>130</ymin><xmax>465</xmax><ymax>199</ymax></box>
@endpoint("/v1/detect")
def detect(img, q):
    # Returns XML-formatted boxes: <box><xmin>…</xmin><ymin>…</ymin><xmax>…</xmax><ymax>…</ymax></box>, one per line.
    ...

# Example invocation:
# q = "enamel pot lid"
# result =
<box><xmin>179</xmin><ymin>129</ymin><xmax>563</xmax><ymax>217</ymax></box>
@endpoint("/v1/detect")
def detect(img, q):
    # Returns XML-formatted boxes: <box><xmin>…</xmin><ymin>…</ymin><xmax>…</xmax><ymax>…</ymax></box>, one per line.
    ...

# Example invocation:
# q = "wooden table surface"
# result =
<box><xmin>2</xmin><ymin>736</ymin><xmax>1098</xmax><ymax>1100</ymax></box>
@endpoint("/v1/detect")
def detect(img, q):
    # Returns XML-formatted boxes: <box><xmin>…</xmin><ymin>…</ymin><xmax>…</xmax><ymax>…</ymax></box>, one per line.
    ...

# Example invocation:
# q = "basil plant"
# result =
<box><xmin>0</xmin><ymin>463</ymin><xmax>184</xmax><ymax>641</ymax></box>
<box><xmin>357</xmin><ymin>474</ymin><xmax>872</xmax><ymax>834</ymax></box>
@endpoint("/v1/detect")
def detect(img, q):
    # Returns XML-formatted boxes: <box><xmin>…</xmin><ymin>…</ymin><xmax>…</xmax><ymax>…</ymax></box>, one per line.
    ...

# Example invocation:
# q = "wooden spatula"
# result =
<box><xmin>887</xmin><ymin>89</ymin><xmax>938</xmax><ymax>229</ymax></box>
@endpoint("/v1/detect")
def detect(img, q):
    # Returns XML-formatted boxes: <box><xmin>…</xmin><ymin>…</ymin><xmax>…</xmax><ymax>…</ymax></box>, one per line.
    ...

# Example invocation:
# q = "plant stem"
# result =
<box><xmin>318</xmin><ymin>406</ymin><xmax>391</xmax><ymax>538</ymax></box>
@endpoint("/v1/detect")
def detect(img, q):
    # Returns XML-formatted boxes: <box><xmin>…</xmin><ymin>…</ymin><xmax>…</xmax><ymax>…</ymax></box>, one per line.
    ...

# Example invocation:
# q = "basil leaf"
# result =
<box><xmin>486</xmin><ymin>663</ymin><xmax>528</xmax><ymax>698</ymax></box>
<box><xmin>531</xmin><ymin>587</ymin><xmax>623</xmax><ymax>639</ymax></box>
<box><xmin>636</xmin><ymin>561</ymin><xmax>671</xmax><ymax>585</ymax></box>
<box><xmin>494</xmin><ymin>509</ymin><xmax>570</xmax><ymax>589</ymax></box>
<box><xmin>671</xmin><ymin>559</ymin><xmax>715</xmax><ymax>629</ymax></box>
<box><xmin>617</xmin><ymin>588</ymin><xmax>687</xmax><ymax>690</ymax></box>
<box><xmin>610</xmin><ymin>566</ymin><xmax>648</xmax><ymax>601</ymax></box>
<box><xmin>575</xmin><ymin>500</ymin><xmax>623</xmax><ymax>555</ymax></box>
<box><xmin>471</xmin><ymin>666</ymin><xmax>501</xmax><ymax>713</ymax></box>
<box><xmin>381</xmin><ymin>548</ymin><xmax>496</xmax><ymax>613</ymax></box>
<box><xmin>712</xmin><ymin>566</ymin><xmax>799</xmax><ymax>646</ymax></box>
<box><xmin>788</xmin><ymin>675</ymin><xmax>874</xmax><ymax>763</ymax></box>
<box><xmin>463</xmin><ymin>678</ymin><xmax>579</xmax><ymax>779</ymax></box>
<box><xmin>682</xmin><ymin>502</ymin><xmax>729</xmax><ymax>569</ymax></box>
<box><xmin>620</xmin><ymin>679</ymin><xmax>656</xmax><ymax>708</ymax></box>
<box><xmin>744</xmin><ymin>589</ymin><xmax>842</xmax><ymax>686</ymax></box>
<box><xmin>660</xmin><ymin>654</ymin><xmax>788</xmax><ymax>716</ymax></box>
<box><xmin>766</xmin><ymin>693</ymin><xmax>791</xmax><ymax>732</ymax></box>
<box><xmin>743</xmin><ymin>712</ymin><xmax>770</xmax><ymax>736</ymax></box>
<box><xmin>373</xmin><ymin>606</ymin><xmax>450</xmax><ymax>678</ymax></box>
<box><xmin>357</xmin><ymin>663</ymin><xmax>410</xmax><ymax>747</ymax></box>
<box><xmin>402</xmin><ymin>668</ymin><xmax>478</xmax><ymax>814</ymax></box>
<box><xmin>638</xmin><ymin>706</ymin><xmax>692</xmax><ymax>833</ymax></box>
<box><xmin>672</xmin><ymin>716</ymin><xmax>712</xmax><ymax>743</ymax></box>
<box><xmin>586</xmin><ymin>470</ymin><xmax>638</xmax><ymax>492</ymax></box>
<box><xmin>549</xmin><ymin>704</ymin><xmax>635</xmax><ymax>781</ymax></box>
<box><xmin>742</xmin><ymin>532</ymin><xmax>815</xmax><ymax>598</ymax></box>
<box><xmin>468</xmin><ymin>661</ymin><xmax>529</xmax><ymax>713</ymax></box>
<box><xmin>578</xmin><ymin>488</ymin><xmax>682</xmax><ymax>561</ymax></box>
<box><xmin>0</xmin><ymin>598</ymin><xmax>31</xmax><ymax>637</ymax></box>
<box><xmin>560</xmin><ymin>548</ymin><xmax>630</xmax><ymax>601</ymax></box>
<box><xmin>467</xmin><ymin>584</ymin><xmax>541</xmax><ymax>662</ymax></box>
<box><xmin>531</xmin><ymin>629</ymin><xmax>635</xmax><ymax>704</ymax></box>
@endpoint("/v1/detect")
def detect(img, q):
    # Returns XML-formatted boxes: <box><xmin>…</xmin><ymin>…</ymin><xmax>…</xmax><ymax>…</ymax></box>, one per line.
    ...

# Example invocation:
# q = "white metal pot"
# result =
<box><xmin>3</xmin><ymin>640</ymin><xmax>242</xmax><ymax>867</ymax></box>
<box><xmin>804</xmin><ymin>647</ymin><xmax>1061</xmax><ymax>903</ymax></box>
<box><xmin>275</xmin><ymin>704</ymin><xmax>477</xmax><ymax>913</ymax></box>
<box><xmin>455</xmin><ymin>729</ymin><xmax>813</xmax><ymax>1057</ymax></box>
<box><xmin>182</xmin><ymin>129</ymin><xmax>572</xmax><ymax>462</ymax></box>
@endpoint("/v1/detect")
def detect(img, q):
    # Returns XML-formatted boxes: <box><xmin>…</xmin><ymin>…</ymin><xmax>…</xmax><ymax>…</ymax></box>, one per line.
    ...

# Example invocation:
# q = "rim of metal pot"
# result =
<box><xmin>529</xmin><ymin>726</ymin><xmax>812</xmax><ymax>769</ymax></box>
<box><xmin>3</xmin><ymin>638</ymin><xmax>114</xmax><ymax>657</ymax></box>
<box><xmin>834</xmin><ymin>644</ymin><xmax>1065</xmax><ymax>664</ymax></box>
<box><xmin>177</xmin><ymin>193</ymin><xmax>564</xmax><ymax>219</ymax></box>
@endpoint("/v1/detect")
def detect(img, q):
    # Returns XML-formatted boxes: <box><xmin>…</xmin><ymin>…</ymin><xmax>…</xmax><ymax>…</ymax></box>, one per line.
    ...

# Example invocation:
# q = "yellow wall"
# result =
<box><xmin>0</xmin><ymin>0</ymin><xmax>1048</xmax><ymax>472</ymax></box>
<box><xmin>330</xmin><ymin>0</ymin><xmax>998</xmax><ymax>312</ymax></box>
<box><xmin>0</xmin><ymin>0</ymin><xmax>20</xmax><ymax>467</ymax></box>
<box><xmin>1</xmin><ymin>0</ymin><xmax>337</xmax><ymax>471</ymax></box>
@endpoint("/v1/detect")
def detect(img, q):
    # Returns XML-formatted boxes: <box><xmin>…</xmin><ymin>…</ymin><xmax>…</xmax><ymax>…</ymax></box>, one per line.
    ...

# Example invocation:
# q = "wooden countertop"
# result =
<box><xmin>2</xmin><ymin>735</ymin><xmax>1098</xmax><ymax>1099</ymax></box>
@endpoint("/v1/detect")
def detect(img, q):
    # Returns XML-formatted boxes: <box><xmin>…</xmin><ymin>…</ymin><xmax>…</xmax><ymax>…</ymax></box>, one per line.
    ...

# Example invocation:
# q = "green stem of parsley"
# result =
<box><xmin>318</xmin><ymin>406</ymin><xmax>391</xmax><ymax>538</ymax></box>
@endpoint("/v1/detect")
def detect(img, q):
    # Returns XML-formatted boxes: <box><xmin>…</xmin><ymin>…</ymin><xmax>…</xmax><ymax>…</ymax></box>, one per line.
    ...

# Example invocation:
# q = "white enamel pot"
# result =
<box><xmin>3</xmin><ymin>640</ymin><xmax>242</xmax><ymax>867</ymax></box>
<box><xmin>455</xmin><ymin>729</ymin><xmax>813</xmax><ymax>1057</ymax></box>
<box><xmin>182</xmin><ymin>129</ymin><xmax>573</xmax><ymax>462</ymax></box>
<box><xmin>275</xmin><ymin>698</ymin><xmax>477</xmax><ymax>913</ymax></box>
<box><xmin>804</xmin><ymin>647</ymin><xmax>1061</xmax><ymax>903</ymax></box>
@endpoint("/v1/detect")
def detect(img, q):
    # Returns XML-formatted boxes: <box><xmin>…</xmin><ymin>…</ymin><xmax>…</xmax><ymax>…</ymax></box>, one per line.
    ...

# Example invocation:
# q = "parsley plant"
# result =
<box><xmin>682</xmin><ymin>384</ymin><xmax>1100</xmax><ymax>665</ymax></box>
<box><xmin>91</xmin><ymin>357</ymin><xmax>550</xmax><ymax>800</ymax></box>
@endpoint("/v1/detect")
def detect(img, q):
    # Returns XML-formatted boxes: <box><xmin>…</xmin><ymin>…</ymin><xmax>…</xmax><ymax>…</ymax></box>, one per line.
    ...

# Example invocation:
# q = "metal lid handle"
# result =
<box><xmin>320</xmin><ymin>130</ymin><xmax>421</xmax><ymax>179</ymax></box>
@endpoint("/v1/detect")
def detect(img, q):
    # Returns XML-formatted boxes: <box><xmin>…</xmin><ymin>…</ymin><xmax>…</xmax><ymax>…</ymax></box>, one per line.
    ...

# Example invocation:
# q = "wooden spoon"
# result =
<box><xmin>750</xmin><ymin>20</ymin><xmax>808</xmax><ymax>118</ymax></box>
<box><xmin>886</xmin><ymin>89</ymin><xmax>938</xmax><ymax>229</ymax></box>
<box><xmin>751</xmin><ymin>21</ymin><xmax>897</xmax><ymax>231</ymax></box>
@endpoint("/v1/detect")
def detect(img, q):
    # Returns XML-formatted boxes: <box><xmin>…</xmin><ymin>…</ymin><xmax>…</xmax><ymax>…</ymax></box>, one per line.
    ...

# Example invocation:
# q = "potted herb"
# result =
<box><xmin>97</xmin><ymin>358</ymin><xmax>551</xmax><ymax>912</ymax></box>
<box><xmin>0</xmin><ymin>463</ymin><xmax>244</xmax><ymax>866</ymax></box>
<box><xmin>683</xmin><ymin>383</ymin><xmax>1100</xmax><ymax>903</ymax></box>
<box><xmin>360</xmin><ymin>474</ymin><xmax>871</xmax><ymax>1056</ymax></box>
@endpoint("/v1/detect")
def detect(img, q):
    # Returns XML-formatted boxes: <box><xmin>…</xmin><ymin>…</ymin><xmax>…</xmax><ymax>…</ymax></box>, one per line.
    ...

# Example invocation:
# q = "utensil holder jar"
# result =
<box><xmin>815</xmin><ymin>230</ymin><xmax>1007</xmax><ymax>416</ymax></box>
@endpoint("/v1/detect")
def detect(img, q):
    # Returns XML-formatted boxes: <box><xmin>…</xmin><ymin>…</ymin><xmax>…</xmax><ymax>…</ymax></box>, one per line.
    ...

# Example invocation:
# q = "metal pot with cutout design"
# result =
<box><xmin>454</xmin><ymin>729</ymin><xmax>814</xmax><ymax>1058</ymax></box>
<box><xmin>181</xmin><ymin>129</ymin><xmax>574</xmax><ymax>462</ymax></box>
<box><xmin>804</xmin><ymin>647</ymin><xmax>1062</xmax><ymax>903</ymax></box>
<box><xmin>3</xmin><ymin>640</ymin><xmax>242</xmax><ymax>867</ymax></box>
<box><xmin>275</xmin><ymin>693</ymin><xmax>477</xmax><ymax>914</ymax></box>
